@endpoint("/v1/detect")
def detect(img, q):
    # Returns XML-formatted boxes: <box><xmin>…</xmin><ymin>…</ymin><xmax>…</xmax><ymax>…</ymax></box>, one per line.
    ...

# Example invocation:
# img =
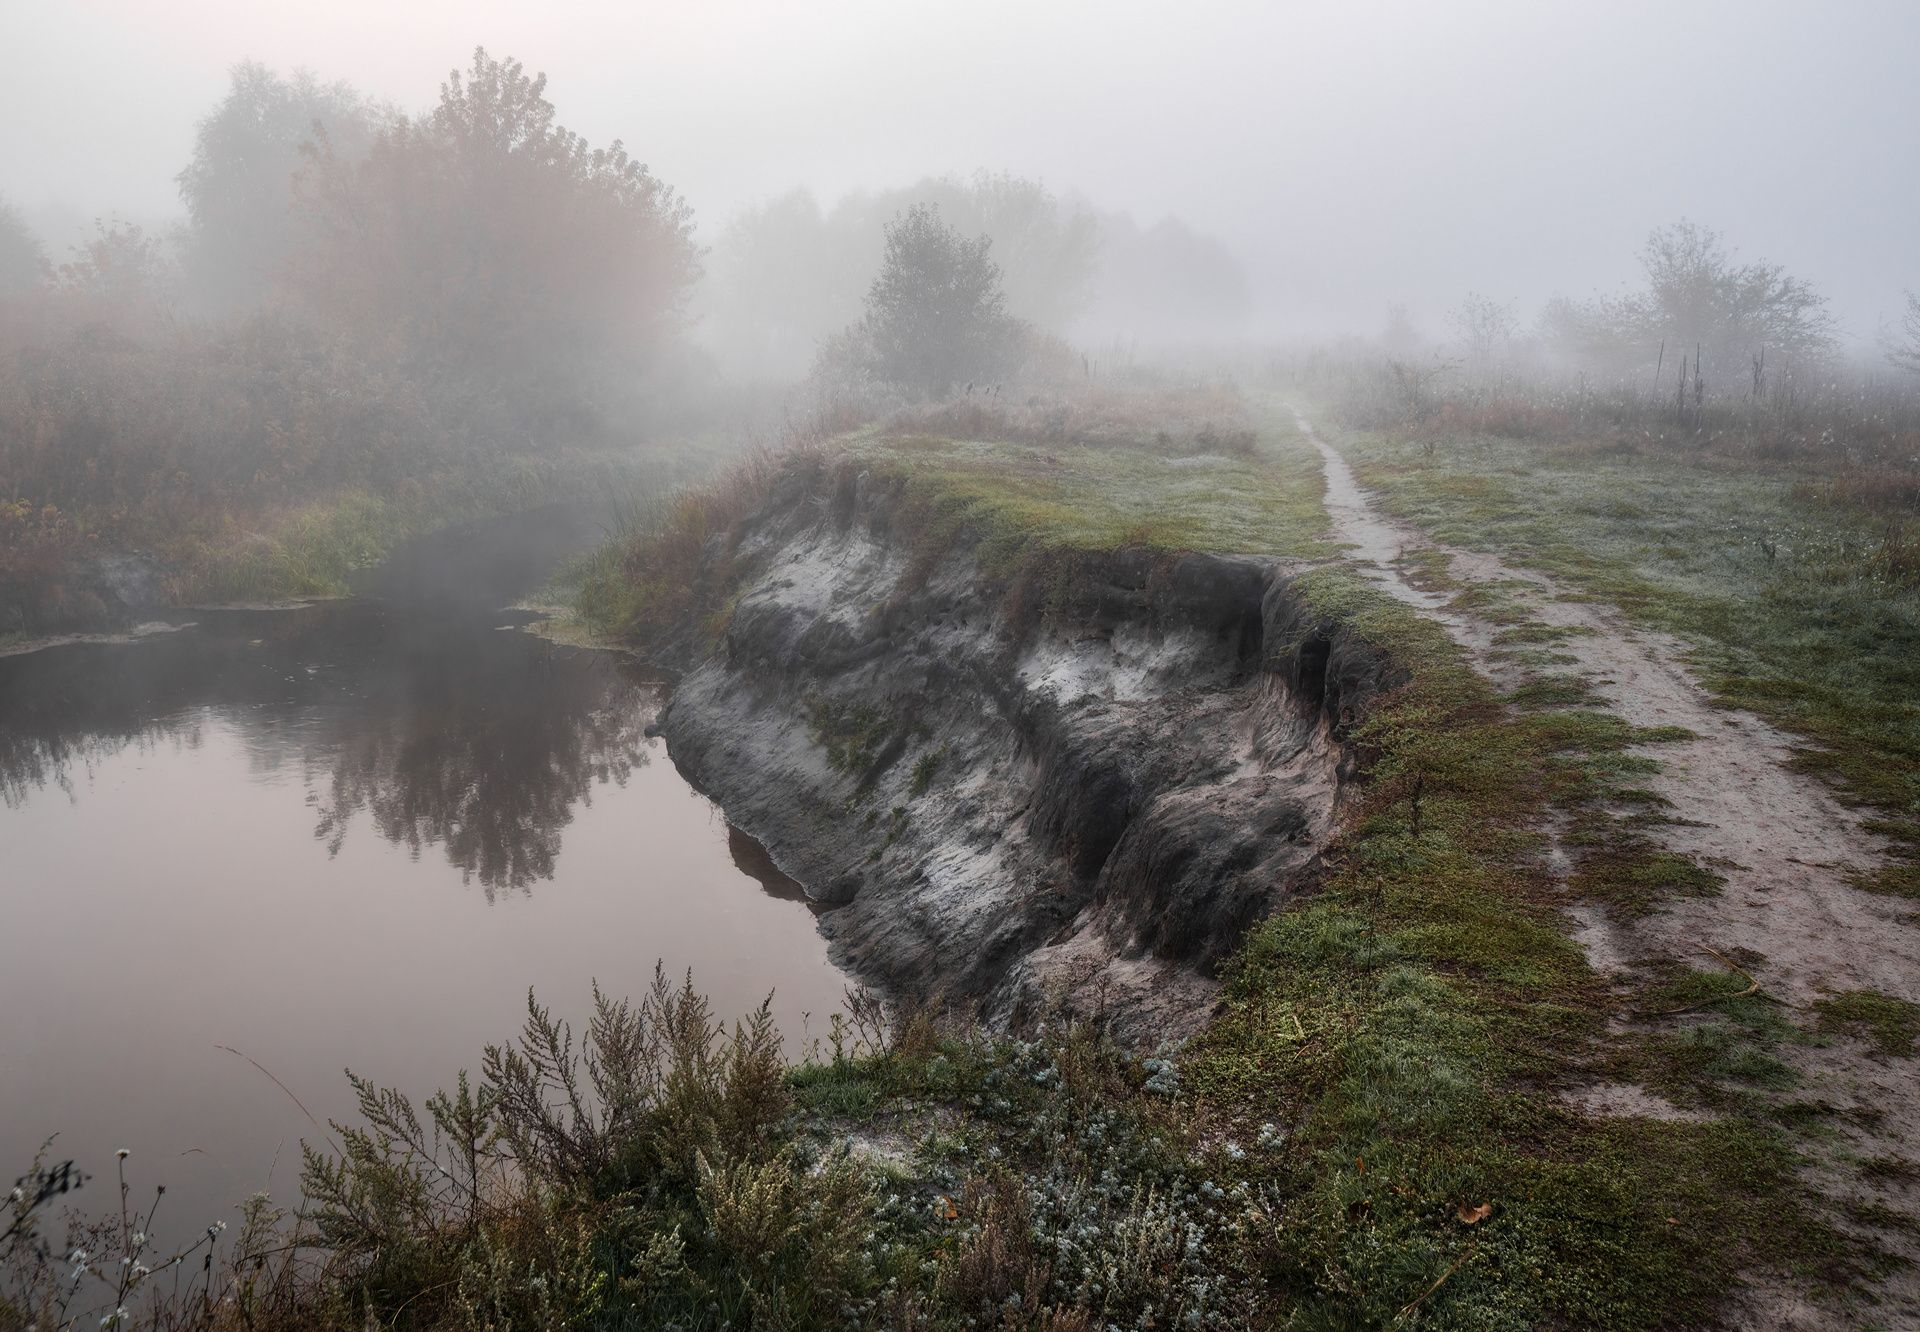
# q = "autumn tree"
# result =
<box><xmin>176</xmin><ymin>63</ymin><xmax>375</xmax><ymax>312</ymax></box>
<box><xmin>0</xmin><ymin>198</ymin><xmax>48</xmax><ymax>297</ymax></box>
<box><xmin>292</xmin><ymin>49</ymin><xmax>699</xmax><ymax>427</ymax></box>
<box><xmin>58</xmin><ymin>221</ymin><xmax>173</xmax><ymax>320</ymax></box>
<box><xmin>860</xmin><ymin>203</ymin><xmax>1023</xmax><ymax>398</ymax></box>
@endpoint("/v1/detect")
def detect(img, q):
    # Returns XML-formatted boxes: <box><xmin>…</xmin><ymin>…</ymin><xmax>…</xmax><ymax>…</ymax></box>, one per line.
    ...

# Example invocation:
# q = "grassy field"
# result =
<box><xmin>1312</xmin><ymin>412</ymin><xmax>1920</xmax><ymax>890</ymax></box>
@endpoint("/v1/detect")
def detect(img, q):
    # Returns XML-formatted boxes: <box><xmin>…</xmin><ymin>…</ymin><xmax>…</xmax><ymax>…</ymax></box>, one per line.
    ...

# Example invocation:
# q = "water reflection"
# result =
<box><xmin>0</xmin><ymin>594</ymin><xmax>851</xmax><ymax>1247</ymax></box>
<box><xmin>0</xmin><ymin>604</ymin><xmax>657</xmax><ymax>895</ymax></box>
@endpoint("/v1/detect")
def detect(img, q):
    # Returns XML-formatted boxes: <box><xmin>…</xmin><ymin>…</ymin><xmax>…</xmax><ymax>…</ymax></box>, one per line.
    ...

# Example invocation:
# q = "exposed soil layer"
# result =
<box><xmin>651</xmin><ymin>459</ymin><xmax>1399</xmax><ymax>1042</ymax></box>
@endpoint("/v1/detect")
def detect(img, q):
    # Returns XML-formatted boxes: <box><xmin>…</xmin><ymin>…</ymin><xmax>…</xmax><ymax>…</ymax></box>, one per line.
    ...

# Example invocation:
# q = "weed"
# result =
<box><xmin>908</xmin><ymin>747</ymin><xmax>945</xmax><ymax>796</ymax></box>
<box><xmin>1814</xmin><ymin>990</ymin><xmax>1920</xmax><ymax>1057</ymax></box>
<box><xmin>809</xmin><ymin>697</ymin><xmax>892</xmax><ymax>775</ymax></box>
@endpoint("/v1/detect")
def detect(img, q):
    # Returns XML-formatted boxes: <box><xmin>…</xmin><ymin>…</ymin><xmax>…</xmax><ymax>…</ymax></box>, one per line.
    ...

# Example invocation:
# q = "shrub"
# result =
<box><xmin>856</xmin><ymin>203</ymin><xmax>1026</xmax><ymax>400</ymax></box>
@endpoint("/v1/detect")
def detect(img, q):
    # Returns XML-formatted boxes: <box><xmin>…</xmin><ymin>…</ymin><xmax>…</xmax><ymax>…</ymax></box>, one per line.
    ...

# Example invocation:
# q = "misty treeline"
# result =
<box><xmin>0</xmin><ymin>51</ymin><xmax>701</xmax><ymax>520</ymax></box>
<box><xmin>699</xmin><ymin>172</ymin><xmax>1249</xmax><ymax>382</ymax></box>
<box><xmin>1315</xmin><ymin>221</ymin><xmax>1920</xmax><ymax>474</ymax></box>
<box><xmin>0</xmin><ymin>50</ymin><xmax>1247</xmax><ymax>600</ymax></box>
<box><xmin>1382</xmin><ymin>220</ymin><xmax>1920</xmax><ymax>399</ymax></box>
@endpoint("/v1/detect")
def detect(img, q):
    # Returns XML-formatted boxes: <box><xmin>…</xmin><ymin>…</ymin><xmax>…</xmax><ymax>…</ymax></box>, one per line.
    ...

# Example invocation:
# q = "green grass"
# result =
<box><xmin>1178</xmin><ymin>567</ymin><xmax>1869</xmax><ymax>1328</ymax></box>
<box><xmin>1815</xmin><ymin>990</ymin><xmax>1920</xmax><ymax>1056</ymax></box>
<box><xmin>845</xmin><ymin>407</ymin><xmax>1336</xmax><ymax>569</ymax></box>
<box><xmin>832</xmin><ymin>405</ymin><xmax>1892</xmax><ymax>1317</ymax></box>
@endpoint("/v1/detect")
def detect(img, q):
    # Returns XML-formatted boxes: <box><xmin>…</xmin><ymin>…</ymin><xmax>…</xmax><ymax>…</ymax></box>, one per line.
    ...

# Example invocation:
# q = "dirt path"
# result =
<box><xmin>1294</xmin><ymin>403</ymin><xmax>1909</xmax><ymax>1002</ymax></box>
<box><xmin>1291</xmin><ymin>403</ymin><xmax>1920</xmax><ymax>1329</ymax></box>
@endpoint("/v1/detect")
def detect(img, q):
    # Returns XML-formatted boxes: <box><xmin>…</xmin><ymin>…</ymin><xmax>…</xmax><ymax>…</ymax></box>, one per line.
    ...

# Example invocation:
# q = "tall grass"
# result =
<box><xmin>567</xmin><ymin>406</ymin><xmax>860</xmax><ymax>640</ymax></box>
<box><xmin>1284</xmin><ymin>347</ymin><xmax>1920</xmax><ymax>479</ymax></box>
<box><xmin>4</xmin><ymin>970</ymin><xmax>1269</xmax><ymax>1332</ymax></box>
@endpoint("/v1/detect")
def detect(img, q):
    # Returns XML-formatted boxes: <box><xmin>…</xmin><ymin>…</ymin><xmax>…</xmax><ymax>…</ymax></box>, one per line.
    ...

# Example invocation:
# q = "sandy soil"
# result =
<box><xmin>1291</xmin><ymin>404</ymin><xmax>1920</xmax><ymax>1329</ymax></box>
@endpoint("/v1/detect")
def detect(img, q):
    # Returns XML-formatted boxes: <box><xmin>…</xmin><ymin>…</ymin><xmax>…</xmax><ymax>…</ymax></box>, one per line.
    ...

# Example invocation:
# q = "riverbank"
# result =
<box><xmin>537</xmin><ymin>383</ymin><xmax>1897</xmax><ymax>1326</ymax></box>
<box><xmin>0</xmin><ymin>444</ymin><xmax>711</xmax><ymax>648</ymax></box>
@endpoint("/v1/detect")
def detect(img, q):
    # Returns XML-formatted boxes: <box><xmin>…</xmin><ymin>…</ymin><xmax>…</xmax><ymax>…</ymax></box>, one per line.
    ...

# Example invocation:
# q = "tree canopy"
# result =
<box><xmin>0</xmin><ymin>199</ymin><xmax>47</xmax><ymax>297</ymax></box>
<box><xmin>291</xmin><ymin>49</ymin><xmax>699</xmax><ymax>414</ymax></box>
<box><xmin>701</xmin><ymin>173</ymin><xmax>1096</xmax><ymax>380</ymax></box>
<box><xmin>176</xmin><ymin>63</ymin><xmax>376</xmax><ymax>312</ymax></box>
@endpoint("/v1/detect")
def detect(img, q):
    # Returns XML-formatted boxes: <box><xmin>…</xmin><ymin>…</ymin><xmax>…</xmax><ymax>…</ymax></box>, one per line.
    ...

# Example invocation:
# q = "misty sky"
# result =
<box><xmin>5</xmin><ymin>0</ymin><xmax>1915</xmax><ymax>344</ymax></box>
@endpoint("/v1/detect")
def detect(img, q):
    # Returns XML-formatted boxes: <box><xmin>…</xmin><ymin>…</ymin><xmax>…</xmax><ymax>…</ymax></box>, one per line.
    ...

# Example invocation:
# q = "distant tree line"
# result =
<box><xmin>1415</xmin><ymin>221</ymin><xmax>1920</xmax><ymax>397</ymax></box>
<box><xmin>1</xmin><ymin>55</ymin><xmax>1258</xmax><ymax>520</ymax></box>
<box><xmin>698</xmin><ymin>173</ymin><xmax>1248</xmax><ymax>381</ymax></box>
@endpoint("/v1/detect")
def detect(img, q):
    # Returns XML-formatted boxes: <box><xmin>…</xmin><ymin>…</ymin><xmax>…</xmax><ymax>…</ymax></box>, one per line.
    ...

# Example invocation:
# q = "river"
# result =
<box><xmin>0</xmin><ymin>516</ymin><xmax>850</xmax><ymax>1244</ymax></box>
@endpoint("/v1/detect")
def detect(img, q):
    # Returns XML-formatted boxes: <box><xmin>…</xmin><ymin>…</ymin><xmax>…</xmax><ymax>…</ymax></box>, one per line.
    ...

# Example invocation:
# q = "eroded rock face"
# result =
<box><xmin>654</xmin><ymin>463</ymin><xmax>1399</xmax><ymax>1042</ymax></box>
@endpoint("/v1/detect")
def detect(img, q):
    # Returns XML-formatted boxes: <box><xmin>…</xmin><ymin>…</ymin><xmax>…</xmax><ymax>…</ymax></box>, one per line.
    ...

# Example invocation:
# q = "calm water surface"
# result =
<box><xmin>0</xmin><ymin>591</ymin><xmax>849</xmax><ymax>1240</ymax></box>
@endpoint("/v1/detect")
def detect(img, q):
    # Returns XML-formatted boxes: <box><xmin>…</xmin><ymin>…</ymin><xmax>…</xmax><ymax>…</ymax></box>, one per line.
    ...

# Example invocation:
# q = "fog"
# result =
<box><xmin>7</xmin><ymin>0</ymin><xmax>1916</xmax><ymax>345</ymax></box>
<box><xmin>9</xmin><ymin>4</ymin><xmax>1920</xmax><ymax>1320</ymax></box>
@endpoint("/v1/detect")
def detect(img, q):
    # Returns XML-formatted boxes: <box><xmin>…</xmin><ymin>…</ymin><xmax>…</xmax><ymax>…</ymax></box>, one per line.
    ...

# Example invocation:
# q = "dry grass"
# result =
<box><xmin>569</xmin><ymin>406</ymin><xmax>858</xmax><ymax>639</ymax></box>
<box><xmin>1298</xmin><ymin>351</ymin><xmax>1920</xmax><ymax>480</ymax></box>
<box><xmin>889</xmin><ymin>381</ymin><xmax>1258</xmax><ymax>458</ymax></box>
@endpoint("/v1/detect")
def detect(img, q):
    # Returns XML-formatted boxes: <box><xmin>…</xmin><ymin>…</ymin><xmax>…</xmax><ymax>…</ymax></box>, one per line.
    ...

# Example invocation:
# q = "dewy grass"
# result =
<box><xmin>1317</xmin><ymin>415</ymin><xmax>1920</xmax><ymax>859</ymax></box>
<box><xmin>847</xmin><ymin>404</ymin><xmax>1337</xmax><ymax>567</ymax></box>
<box><xmin>1184</xmin><ymin>567</ymin><xmax>1864</xmax><ymax>1328</ymax></box>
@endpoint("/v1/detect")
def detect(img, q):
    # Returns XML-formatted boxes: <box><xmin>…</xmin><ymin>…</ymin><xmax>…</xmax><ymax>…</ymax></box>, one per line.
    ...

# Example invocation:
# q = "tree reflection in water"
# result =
<box><xmin>309</xmin><ymin>622</ymin><xmax>653</xmax><ymax>896</ymax></box>
<box><xmin>0</xmin><ymin>603</ymin><xmax>657</xmax><ymax>896</ymax></box>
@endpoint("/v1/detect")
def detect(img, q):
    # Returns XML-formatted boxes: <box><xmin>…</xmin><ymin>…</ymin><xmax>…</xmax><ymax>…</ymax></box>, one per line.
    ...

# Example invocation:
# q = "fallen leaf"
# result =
<box><xmin>1665</xmin><ymin>1217</ymin><xmax>1680</xmax><ymax>1226</ymax></box>
<box><xmin>1457</xmin><ymin>1202</ymin><xmax>1493</xmax><ymax>1225</ymax></box>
